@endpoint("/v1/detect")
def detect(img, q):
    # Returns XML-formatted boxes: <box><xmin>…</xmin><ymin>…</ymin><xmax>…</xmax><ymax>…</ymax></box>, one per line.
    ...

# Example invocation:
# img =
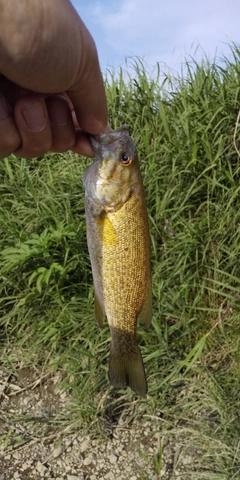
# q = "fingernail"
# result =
<box><xmin>48</xmin><ymin>101</ymin><xmax>70</xmax><ymax>127</ymax></box>
<box><xmin>22</xmin><ymin>100</ymin><xmax>46</xmax><ymax>131</ymax></box>
<box><xmin>0</xmin><ymin>93</ymin><xmax>11</xmax><ymax>120</ymax></box>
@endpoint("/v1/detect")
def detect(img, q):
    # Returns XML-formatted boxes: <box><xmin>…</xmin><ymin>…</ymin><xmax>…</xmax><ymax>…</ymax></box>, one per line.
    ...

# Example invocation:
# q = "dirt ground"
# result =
<box><xmin>0</xmin><ymin>363</ymin><xmax>202</xmax><ymax>480</ymax></box>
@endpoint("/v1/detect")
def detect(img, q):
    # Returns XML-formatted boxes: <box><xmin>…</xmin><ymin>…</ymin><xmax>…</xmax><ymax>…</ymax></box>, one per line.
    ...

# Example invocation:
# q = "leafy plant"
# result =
<box><xmin>1</xmin><ymin>45</ymin><xmax>240</xmax><ymax>477</ymax></box>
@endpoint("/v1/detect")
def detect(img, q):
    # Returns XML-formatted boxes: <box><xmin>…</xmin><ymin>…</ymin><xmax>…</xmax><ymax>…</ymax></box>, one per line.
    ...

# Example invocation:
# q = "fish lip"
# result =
<box><xmin>98</xmin><ymin>125</ymin><xmax>129</xmax><ymax>145</ymax></box>
<box><xmin>89</xmin><ymin>125</ymin><xmax>129</xmax><ymax>153</ymax></box>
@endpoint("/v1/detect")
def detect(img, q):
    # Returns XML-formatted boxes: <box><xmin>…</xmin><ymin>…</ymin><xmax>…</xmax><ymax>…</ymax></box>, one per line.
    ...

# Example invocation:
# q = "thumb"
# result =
<box><xmin>67</xmin><ymin>24</ymin><xmax>108</xmax><ymax>135</ymax></box>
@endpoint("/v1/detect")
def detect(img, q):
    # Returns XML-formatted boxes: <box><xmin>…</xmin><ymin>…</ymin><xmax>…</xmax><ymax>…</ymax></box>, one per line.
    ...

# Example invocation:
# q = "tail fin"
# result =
<box><xmin>108</xmin><ymin>343</ymin><xmax>147</xmax><ymax>396</ymax></box>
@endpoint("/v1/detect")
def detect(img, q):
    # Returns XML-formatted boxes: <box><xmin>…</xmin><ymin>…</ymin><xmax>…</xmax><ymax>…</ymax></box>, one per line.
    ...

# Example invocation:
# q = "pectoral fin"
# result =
<box><xmin>139</xmin><ymin>276</ymin><xmax>152</xmax><ymax>329</ymax></box>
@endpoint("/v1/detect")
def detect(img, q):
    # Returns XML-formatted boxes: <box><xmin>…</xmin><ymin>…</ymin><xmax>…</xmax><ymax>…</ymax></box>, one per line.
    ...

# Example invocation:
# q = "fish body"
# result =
<box><xmin>83</xmin><ymin>125</ymin><xmax>152</xmax><ymax>395</ymax></box>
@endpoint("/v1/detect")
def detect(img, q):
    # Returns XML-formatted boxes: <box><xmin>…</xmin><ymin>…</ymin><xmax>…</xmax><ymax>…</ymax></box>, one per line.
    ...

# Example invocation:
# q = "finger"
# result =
<box><xmin>67</xmin><ymin>21</ymin><xmax>108</xmax><ymax>135</ymax></box>
<box><xmin>71</xmin><ymin>123</ymin><xmax>112</xmax><ymax>157</ymax></box>
<box><xmin>13</xmin><ymin>94</ymin><xmax>52</xmax><ymax>157</ymax></box>
<box><xmin>61</xmin><ymin>95</ymin><xmax>110</xmax><ymax>157</ymax></box>
<box><xmin>0</xmin><ymin>93</ymin><xmax>21</xmax><ymax>159</ymax></box>
<box><xmin>45</xmin><ymin>95</ymin><xmax>76</xmax><ymax>153</ymax></box>
<box><xmin>72</xmin><ymin>129</ymin><xmax>96</xmax><ymax>158</ymax></box>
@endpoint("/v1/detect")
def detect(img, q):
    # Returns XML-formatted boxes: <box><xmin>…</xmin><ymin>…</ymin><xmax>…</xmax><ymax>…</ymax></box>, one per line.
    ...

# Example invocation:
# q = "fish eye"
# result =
<box><xmin>120</xmin><ymin>152</ymin><xmax>132</xmax><ymax>166</ymax></box>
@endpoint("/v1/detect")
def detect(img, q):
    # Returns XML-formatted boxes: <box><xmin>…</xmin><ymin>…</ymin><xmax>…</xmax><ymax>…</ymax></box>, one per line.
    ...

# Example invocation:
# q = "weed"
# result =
<box><xmin>1</xmin><ymin>46</ymin><xmax>240</xmax><ymax>476</ymax></box>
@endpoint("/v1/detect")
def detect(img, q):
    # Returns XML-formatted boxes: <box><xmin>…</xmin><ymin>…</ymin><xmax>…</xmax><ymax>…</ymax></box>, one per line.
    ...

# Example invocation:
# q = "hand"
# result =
<box><xmin>0</xmin><ymin>0</ymin><xmax>108</xmax><ymax>159</ymax></box>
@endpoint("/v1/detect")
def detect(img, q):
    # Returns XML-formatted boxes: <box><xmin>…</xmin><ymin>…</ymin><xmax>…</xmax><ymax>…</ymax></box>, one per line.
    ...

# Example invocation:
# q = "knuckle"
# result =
<box><xmin>50</xmin><ymin>130</ymin><xmax>76</xmax><ymax>153</ymax></box>
<box><xmin>15</xmin><ymin>138</ymin><xmax>52</xmax><ymax>158</ymax></box>
<box><xmin>0</xmin><ymin>132</ymin><xmax>21</xmax><ymax>159</ymax></box>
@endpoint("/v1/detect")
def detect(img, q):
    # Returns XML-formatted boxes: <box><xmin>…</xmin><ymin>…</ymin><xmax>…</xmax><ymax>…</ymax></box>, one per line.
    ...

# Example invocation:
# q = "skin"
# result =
<box><xmin>0</xmin><ymin>0</ymin><xmax>109</xmax><ymax>159</ymax></box>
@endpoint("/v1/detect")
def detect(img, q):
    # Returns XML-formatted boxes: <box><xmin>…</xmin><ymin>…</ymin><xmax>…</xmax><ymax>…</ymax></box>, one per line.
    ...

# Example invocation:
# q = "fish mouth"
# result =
<box><xmin>89</xmin><ymin>125</ymin><xmax>129</xmax><ymax>153</ymax></box>
<box><xmin>98</xmin><ymin>125</ymin><xmax>129</xmax><ymax>145</ymax></box>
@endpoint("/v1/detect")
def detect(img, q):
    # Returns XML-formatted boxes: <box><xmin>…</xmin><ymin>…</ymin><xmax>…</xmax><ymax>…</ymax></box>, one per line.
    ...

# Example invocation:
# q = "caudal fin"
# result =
<box><xmin>108</xmin><ymin>344</ymin><xmax>147</xmax><ymax>396</ymax></box>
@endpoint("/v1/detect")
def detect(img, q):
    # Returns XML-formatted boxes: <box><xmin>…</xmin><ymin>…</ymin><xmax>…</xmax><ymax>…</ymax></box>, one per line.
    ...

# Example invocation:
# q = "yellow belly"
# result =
<box><xmin>100</xmin><ymin>193</ymin><xmax>150</xmax><ymax>334</ymax></box>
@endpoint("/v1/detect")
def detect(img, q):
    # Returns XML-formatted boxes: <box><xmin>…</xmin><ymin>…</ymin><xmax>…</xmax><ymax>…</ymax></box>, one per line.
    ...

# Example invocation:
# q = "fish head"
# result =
<box><xmin>83</xmin><ymin>126</ymin><xmax>140</xmax><ymax>211</ymax></box>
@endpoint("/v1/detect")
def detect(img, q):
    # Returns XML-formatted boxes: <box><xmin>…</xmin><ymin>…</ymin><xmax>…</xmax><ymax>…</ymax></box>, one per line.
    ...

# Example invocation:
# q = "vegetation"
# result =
<box><xmin>1</xmin><ymin>44</ymin><xmax>240</xmax><ymax>477</ymax></box>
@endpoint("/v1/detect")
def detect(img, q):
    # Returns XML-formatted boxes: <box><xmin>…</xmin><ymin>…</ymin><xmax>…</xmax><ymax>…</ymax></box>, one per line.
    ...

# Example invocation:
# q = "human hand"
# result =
<box><xmin>0</xmin><ymin>0</ymin><xmax>108</xmax><ymax>159</ymax></box>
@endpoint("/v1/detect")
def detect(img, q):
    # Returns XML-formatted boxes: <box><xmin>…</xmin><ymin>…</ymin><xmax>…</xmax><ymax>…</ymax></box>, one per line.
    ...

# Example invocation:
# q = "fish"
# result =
<box><xmin>83</xmin><ymin>125</ymin><xmax>152</xmax><ymax>395</ymax></box>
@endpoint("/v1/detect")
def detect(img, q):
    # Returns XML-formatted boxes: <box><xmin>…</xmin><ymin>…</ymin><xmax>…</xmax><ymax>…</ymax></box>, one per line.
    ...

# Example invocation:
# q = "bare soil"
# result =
<box><xmin>0</xmin><ymin>363</ymin><xmax>203</xmax><ymax>480</ymax></box>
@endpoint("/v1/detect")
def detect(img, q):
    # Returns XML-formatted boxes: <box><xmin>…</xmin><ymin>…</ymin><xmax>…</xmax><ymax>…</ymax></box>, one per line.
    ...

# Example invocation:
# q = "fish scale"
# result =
<box><xmin>83</xmin><ymin>125</ymin><xmax>152</xmax><ymax>395</ymax></box>
<box><xmin>102</xmin><ymin>196</ymin><xmax>147</xmax><ymax>327</ymax></box>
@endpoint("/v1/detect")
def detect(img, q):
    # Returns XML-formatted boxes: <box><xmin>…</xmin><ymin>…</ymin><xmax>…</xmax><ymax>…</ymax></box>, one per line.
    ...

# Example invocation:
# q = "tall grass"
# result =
<box><xmin>1</xmin><ymin>45</ymin><xmax>240</xmax><ymax>476</ymax></box>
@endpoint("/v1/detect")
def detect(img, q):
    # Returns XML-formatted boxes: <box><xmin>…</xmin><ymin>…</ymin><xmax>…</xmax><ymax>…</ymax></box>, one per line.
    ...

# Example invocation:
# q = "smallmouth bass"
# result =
<box><xmin>83</xmin><ymin>125</ymin><xmax>152</xmax><ymax>395</ymax></box>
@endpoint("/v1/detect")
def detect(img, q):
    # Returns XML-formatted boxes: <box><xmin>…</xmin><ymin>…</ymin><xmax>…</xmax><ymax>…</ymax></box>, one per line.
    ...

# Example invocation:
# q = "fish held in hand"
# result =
<box><xmin>83</xmin><ymin>125</ymin><xmax>152</xmax><ymax>395</ymax></box>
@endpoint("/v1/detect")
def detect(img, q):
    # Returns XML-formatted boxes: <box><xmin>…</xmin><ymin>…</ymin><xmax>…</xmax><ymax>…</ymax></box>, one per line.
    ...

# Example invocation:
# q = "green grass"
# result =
<box><xmin>1</xmin><ymin>45</ymin><xmax>240</xmax><ymax>477</ymax></box>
